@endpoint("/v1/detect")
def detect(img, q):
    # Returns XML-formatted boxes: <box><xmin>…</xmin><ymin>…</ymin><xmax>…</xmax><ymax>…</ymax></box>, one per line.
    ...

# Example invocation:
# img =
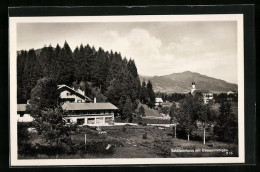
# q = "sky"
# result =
<box><xmin>17</xmin><ymin>21</ymin><xmax>238</xmax><ymax>84</ymax></box>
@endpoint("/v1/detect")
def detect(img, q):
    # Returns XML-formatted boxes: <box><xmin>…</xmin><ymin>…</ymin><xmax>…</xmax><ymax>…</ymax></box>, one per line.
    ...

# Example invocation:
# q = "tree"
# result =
<box><xmin>123</xmin><ymin>97</ymin><xmax>134</xmax><ymax>122</ymax></box>
<box><xmin>57</xmin><ymin>41</ymin><xmax>75</xmax><ymax>85</ymax></box>
<box><xmin>146</xmin><ymin>80</ymin><xmax>155</xmax><ymax>108</ymax></box>
<box><xmin>127</xmin><ymin>59</ymin><xmax>141</xmax><ymax>95</ymax></box>
<box><xmin>140</xmin><ymin>80</ymin><xmax>147</xmax><ymax>103</ymax></box>
<box><xmin>138</xmin><ymin>105</ymin><xmax>145</xmax><ymax>117</ymax></box>
<box><xmin>169</xmin><ymin>102</ymin><xmax>177</xmax><ymax>122</ymax></box>
<box><xmin>197</xmin><ymin>104</ymin><xmax>216</xmax><ymax>144</ymax></box>
<box><xmin>39</xmin><ymin>45</ymin><xmax>55</xmax><ymax>77</ymax></box>
<box><xmin>214</xmin><ymin>102</ymin><xmax>238</xmax><ymax>142</ymax></box>
<box><xmin>175</xmin><ymin>95</ymin><xmax>204</xmax><ymax>141</ymax></box>
<box><xmin>169</xmin><ymin>102</ymin><xmax>178</xmax><ymax>137</ymax></box>
<box><xmin>34</xmin><ymin>107</ymin><xmax>77</xmax><ymax>147</ymax></box>
<box><xmin>28</xmin><ymin>77</ymin><xmax>59</xmax><ymax>117</ymax></box>
<box><xmin>160</xmin><ymin>106</ymin><xmax>170</xmax><ymax>115</ymax></box>
<box><xmin>106</xmin><ymin>66</ymin><xmax>139</xmax><ymax>119</ymax></box>
<box><xmin>17</xmin><ymin>50</ymin><xmax>28</xmax><ymax>103</ymax></box>
<box><xmin>23</xmin><ymin>49</ymin><xmax>42</xmax><ymax>100</ymax></box>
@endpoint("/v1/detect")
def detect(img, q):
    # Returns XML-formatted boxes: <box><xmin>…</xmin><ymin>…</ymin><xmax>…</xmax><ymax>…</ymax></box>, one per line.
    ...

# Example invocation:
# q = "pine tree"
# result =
<box><xmin>140</xmin><ymin>80</ymin><xmax>147</xmax><ymax>103</ymax></box>
<box><xmin>215</xmin><ymin>101</ymin><xmax>238</xmax><ymax>142</ymax></box>
<box><xmin>146</xmin><ymin>80</ymin><xmax>155</xmax><ymax>108</ymax></box>
<box><xmin>17</xmin><ymin>50</ymin><xmax>28</xmax><ymax>103</ymax></box>
<box><xmin>57</xmin><ymin>41</ymin><xmax>75</xmax><ymax>85</ymax></box>
<box><xmin>23</xmin><ymin>49</ymin><xmax>42</xmax><ymax>100</ymax></box>
<box><xmin>138</xmin><ymin>105</ymin><xmax>145</xmax><ymax>117</ymax></box>
<box><xmin>123</xmin><ymin>97</ymin><xmax>134</xmax><ymax>122</ymax></box>
<box><xmin>127</xmin><ymin>59</ymin><xmax>141</xmax><ymax>98</ymax></box>
<box><xmin>73</xmin><ymin>46</ymin><xmax>81</xmax><ymax>81</ymax></box>
<box><xmin>28</xmin><ymin>77</ymin><xmax>59</xmax><ymax>117</ymax></box>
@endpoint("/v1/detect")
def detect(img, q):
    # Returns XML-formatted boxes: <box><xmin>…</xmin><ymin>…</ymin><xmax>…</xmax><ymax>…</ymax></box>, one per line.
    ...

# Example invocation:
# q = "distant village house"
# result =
<box><xmin>17</xmin><ymin>104</ymin><xmax>33</xmax><ymax>122</ymax></box>
<box><xmin>155</xmin><ymin>98</ymin><xmax>163</xmax><ymax>106</ymax></box>
<box><xmin>190</xmin><ymin>81</ymin><xmax>214</xmax><ymax>104</ymax></box>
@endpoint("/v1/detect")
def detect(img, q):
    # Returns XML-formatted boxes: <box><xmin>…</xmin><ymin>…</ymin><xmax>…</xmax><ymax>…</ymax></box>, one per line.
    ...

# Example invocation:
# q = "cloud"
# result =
<box><xmin>17</xmin><ymin>22</ymin><xmax>237</xmax><ymax>83</ymax></box>
<box><xmin>90</xmin><ymin>28</ymin><xmax>237</xmax><ymax>83</ymax></box>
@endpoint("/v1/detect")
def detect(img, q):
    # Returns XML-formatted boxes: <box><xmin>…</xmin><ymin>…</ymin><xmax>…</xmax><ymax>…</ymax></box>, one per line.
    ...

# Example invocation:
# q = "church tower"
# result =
<box><xmin>191</xmin><ymin>81</ymin><xmax>196</xmax><ymax>94</ymax></box>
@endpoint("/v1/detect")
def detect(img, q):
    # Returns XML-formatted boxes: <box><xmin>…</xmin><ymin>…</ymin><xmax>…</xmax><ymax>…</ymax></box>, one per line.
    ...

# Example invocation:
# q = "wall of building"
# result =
<box><xmin>65</xmin><ymin>114</ymin><xmax>115</xmax><ymax>126</ymax></box>
<box><xmin>60</xmin><ymin>90</ymin><xmax>85</xmax><ymax>103</ymax></box>
<box><xmin>17</xmin><ymin>113</ymin><xmax>34</xmax><ymax>122</ymax></box>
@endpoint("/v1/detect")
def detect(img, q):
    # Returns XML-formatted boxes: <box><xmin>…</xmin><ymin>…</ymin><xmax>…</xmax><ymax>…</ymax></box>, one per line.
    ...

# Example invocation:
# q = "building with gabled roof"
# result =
<box><xmin>62</xmin><ymin>102</ymin><xmax>117</xmax><ymax>126</ymax></box>
<box><xmin>57</xmin><ymin>84</ymin><xmax>92</xmax><ymax>103</ymax></box>
<box><xmin>17</xmin><ymin>84</ymin><xmax>118</xmax><ymax>126</ymax></box>
<box><xmin>155</xmin><ymin>97</ymin><xmax>163</xmax><ymax>106</ymax></box>
<box><xmin>17</xmin><ymin>104</ymin><xmax>34</xmax><ymax>122</ymax></box>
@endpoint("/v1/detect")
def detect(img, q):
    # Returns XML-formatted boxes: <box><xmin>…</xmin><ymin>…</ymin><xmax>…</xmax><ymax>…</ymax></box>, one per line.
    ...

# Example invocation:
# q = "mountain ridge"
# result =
<box><xmin>139</xmin><ymin>71</ymin><xmax>237</xmax><ymax>93</ymax></box>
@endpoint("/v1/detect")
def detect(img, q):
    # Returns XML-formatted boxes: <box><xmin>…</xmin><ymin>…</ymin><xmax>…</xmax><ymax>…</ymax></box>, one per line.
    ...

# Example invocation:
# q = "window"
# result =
<box><xmin>96</xmin><ymin>117</ymin><xmax>104</xmax><ymax>124</ymax></box>
<box><xmin>77</xmin><ymin>118</ymin><xmax>85</xmax><ymax>125</ymax></box>
<box><xmin>105</xmin><ymin>117</ymin><xmax>112</xmax><ymax>123</ymax></box>
<box><xmin>67</xmin><ymin>92</ymin><xmax>71</xmax><ymax>96</ymax></box>
<box><xmin>19</xmin><ymin>113</ymin><xmax>24</xmax><ymax>117</ymax></box>
<box><xmin>67</xmin><ymin>119</ymin><xmax>71</xmax><ymax>123</ymax></box>
<box><xmin>87</xmin><ymin>118</ymin><xmax>95</xmax><ymax>124</ymax></box>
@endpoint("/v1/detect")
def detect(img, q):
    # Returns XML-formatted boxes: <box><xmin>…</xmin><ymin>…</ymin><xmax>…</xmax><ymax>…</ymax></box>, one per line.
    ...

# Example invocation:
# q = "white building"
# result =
<box><xmin>17</xmin><ymin>84</ymin><xmax>118</xmax><ymax>126</ymax></box>
<box><xmin>155</xmin><ymin>97</ymin><xmax>163</xmax><ymax>106</ymax></box>
<box><xmin>62</xmin><ymin>102</ymin><xmax>117</xmax><ymax>126</ymax></box>
<box><xmin>190</xmin><ymin>82</ymin><xmax>214</xmax><ymax>104</ymax></box>
<box><xmin>57</xmin><ymin>85</ymin><xmax>92</xmax><ymax>103</ymax></box>
<box><xmin>227</xmin><ymin>91</ymin><xmax>237</xmax><ymax>95</ymax></box>
<box><xmin>17</xmin><ymin>104</ymin><xmax>34</xmax><ymax>122</ymax></box>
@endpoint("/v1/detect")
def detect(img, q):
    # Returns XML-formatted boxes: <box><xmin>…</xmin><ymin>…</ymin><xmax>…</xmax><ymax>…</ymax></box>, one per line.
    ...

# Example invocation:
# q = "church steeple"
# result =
<box><xmin>191</xmin><ymin>81</ymin><xmax>196</xmax><ymax>93</ymax></box>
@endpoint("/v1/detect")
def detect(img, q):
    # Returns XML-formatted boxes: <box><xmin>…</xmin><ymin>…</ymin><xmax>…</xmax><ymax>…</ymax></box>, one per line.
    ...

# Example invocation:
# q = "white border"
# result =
<box><xmin>9</xmin><ymin>14</ymin><xmax>244</xmax><ymax>166</ymax></box>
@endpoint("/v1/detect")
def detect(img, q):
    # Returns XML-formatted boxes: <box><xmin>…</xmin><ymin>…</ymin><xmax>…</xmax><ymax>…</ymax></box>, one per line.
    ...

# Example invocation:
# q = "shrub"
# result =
<box><xmin>122</xmin><ymin>126</ymin><xmax>127</xmax><ymax>132</ymax></box>
<box><xmin>142</xmin><ymin>133</ymin><xmax>147</xmax><ymax>139</ymax></box>
<box><xmin>82</xmin><ymin>140</ymin><xmax>120</xmax><ymax>155</ymax></box>
<box><xmin>137</xmin><ymin>121</ymin><xmax>143</xmax><ymax>125</ymax></box>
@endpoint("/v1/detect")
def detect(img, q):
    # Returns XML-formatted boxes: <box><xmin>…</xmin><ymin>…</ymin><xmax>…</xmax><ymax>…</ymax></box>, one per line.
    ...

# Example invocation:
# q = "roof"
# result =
<box><xmin>17</xmin><ymin>104</ymin><xmax>27</xmax><ymax>112</ymax></box>
<box><xmin>62</xmin><ymin>102</ymin><xmax>118</xmax><ymax>111</ymax></box>
<box><xmin>193</xmin><ymin>90</ymin><xmax>210</xmax><ymax>94</ymax></box>
<box><xmin>155</xmin><ymin>98</ymin><xmax>163</xmax><ymax>103</ymax></box>
<box><xmin>57</xmin><ymin>85</ymin><xmax>92</xmax><ymax>102</ymax></box>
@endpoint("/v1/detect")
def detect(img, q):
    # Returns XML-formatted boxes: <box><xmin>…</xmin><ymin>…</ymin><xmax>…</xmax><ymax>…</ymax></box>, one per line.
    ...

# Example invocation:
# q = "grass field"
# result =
<box><xmin>18</xmin><ymin>102</ymin><xmax>238</xmax><ymax>159</ymax></box>
<box><xmin>19</xmin><ymin>124</ymin><xmax>238</xmax><ymax>159</ymax></box>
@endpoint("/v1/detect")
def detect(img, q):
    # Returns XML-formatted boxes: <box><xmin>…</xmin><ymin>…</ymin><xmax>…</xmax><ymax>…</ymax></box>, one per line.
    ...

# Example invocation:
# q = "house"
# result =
<box><xmin>16</xmin><ymin>84</ymin><xmax>118</xmax><ymax>126</ymax></box>
<box><xmin>190</xmin><ymin>82</ymin><xmax>213</xmax><ymax>104</ymax></box>
<box><xmin>17</xmin><ymin>104</ymin><xmax>34</xmax><ymax>122</ymax></box>
<box><xmin>227</xmin><ymin>91</ymin><xmax>237</xmax><ymax>95</ymax></box>
<box><xmin>58</xmin><ymin>85</ymin><xmax>118</xmax><ymax>125</ymax></box>
<box><xmin>155</xmin><ymin>98</ymin><xmax>163</xmax><ymax>106</ymax></box>
<box><xmin>57</xmin><ymin>85</ymin><xmax>92</xmax><ymax>103</ymax></box>
<box><xmin>62</xmin><ymin>102</ymin><xmax>117</xmax><ymax>126</ymax></box>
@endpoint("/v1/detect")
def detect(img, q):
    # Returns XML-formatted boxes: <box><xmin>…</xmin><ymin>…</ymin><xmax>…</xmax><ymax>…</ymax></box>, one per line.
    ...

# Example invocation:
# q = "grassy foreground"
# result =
<box><xmin>19</xmin><ymin>125</ymin><xmax>238</xmax><ymax>159</ymax></box>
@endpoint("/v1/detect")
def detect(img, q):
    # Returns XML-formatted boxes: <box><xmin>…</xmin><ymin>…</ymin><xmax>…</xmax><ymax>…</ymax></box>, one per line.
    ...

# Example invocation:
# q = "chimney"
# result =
<box><xmin>27</xmin><ymin>100</ymin><xmax>30</xmax><ymax>105</ymax></box>
<box><xmin>94</xmin><ymin>97</ymin><xmax>96</xmax><ymax>103</ymax></box>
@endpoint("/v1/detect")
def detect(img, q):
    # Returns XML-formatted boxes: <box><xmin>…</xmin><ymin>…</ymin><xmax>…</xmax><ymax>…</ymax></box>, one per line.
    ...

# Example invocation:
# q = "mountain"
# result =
<box><xmin>139</xmin><ymin>71</ymin><xmax>237</xmax><ymax>93</ymax></box>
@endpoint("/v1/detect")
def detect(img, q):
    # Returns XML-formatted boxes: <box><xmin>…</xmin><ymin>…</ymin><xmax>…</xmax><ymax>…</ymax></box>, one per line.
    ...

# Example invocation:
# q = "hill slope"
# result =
<box><xmin>140</xmin><ymin>71</ymin><xmax>237</xmax><ymax>93</ymax></box>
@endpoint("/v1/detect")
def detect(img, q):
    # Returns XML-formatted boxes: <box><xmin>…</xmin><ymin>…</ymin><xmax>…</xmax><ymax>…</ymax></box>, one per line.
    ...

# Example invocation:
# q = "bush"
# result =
<box><xmin>142</xmin><ymin>133</ymin><xmax>147</xmax><ymax>139</ymax></box>
<box><xmin>82</xmin><ymin>140</ymin><xmax>122</xmax><ymax>155</ymax></box>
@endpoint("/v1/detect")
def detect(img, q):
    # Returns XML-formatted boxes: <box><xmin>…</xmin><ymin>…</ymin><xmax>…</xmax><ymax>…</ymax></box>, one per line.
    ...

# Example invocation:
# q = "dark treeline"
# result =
<box><xmin>17</xmin><ymin>41</ymin><xmax>145</xmax><ymax>119</ymax></box>
<box><xmin>213</xmin><ymin>93</ymin><xmax>238</xmax><ymax>103</ymax></box>
<box><xmin>155</xmin><ymin>92</ymin><xmax>186</xmax><ymax>102</ymax></box>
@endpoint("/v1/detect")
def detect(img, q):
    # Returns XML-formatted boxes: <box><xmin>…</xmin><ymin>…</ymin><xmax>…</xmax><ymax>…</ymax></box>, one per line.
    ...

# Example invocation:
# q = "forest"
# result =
<box><xmin>17</xmin><ymin>41</ymin><xmax>155</xmax><ymax>119</ymax></box>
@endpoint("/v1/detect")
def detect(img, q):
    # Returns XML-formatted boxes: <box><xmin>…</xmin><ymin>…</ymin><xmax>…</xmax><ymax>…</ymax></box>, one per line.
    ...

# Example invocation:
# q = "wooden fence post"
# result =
<box><xmin>85</xmin><ymin>133</ymin><xmax>86</xmax><ymax>150</ymax></box>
